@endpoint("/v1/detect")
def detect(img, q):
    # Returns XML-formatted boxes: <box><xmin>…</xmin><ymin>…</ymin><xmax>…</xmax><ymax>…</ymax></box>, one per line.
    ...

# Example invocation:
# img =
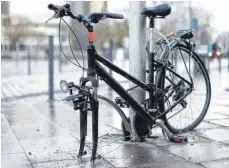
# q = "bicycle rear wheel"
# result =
<box><xmin>157</xmin><ymin>44</ymin><xmax>211</xmax><ymax>133</ymax></box>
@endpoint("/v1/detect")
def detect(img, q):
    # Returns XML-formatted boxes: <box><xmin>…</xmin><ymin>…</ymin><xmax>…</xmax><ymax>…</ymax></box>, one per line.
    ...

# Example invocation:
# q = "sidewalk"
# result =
<box><xmin>1</xmin><ymin>89</ymin><xmax>229</xmax><ymax>168</ymax></box>
<box><xmin>1</xmin><ymin>59</ymin><xmax>129</xmax><ymax>101</ymax></box>
<box><xmin>1</xmin><ymin>59</ymin><xmax>229</xmax><ymax>167</ymax></box>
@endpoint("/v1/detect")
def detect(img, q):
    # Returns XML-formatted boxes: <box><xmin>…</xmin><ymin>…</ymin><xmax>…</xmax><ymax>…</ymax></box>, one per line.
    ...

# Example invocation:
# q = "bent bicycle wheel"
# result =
<box><xmin>156</xmin><ymin>44</ymin><xmax>211</xmax><ymax>134</ymax></box>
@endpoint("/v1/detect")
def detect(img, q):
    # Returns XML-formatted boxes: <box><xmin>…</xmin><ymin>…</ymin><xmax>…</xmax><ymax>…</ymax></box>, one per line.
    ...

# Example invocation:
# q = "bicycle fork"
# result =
<box><xmin>78</xmin><ymin>103</ymin><xmax>88</xmax><ymax>158</ymax></box>
<box><xmin>77</xmin><ymin>88</ymin><xmax>99</xmax><ymax>162</ymax></box>
<box><xmin>89</xmin><ymin>88</ymin><xmax>99</xmax><ymax>162</ymax></box>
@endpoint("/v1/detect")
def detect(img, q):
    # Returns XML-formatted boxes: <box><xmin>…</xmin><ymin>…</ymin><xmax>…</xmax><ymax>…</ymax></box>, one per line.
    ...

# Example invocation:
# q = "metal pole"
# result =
<box><xmin>109</xmin><ymin>39</ymin><xmax>113</xmax><ymax>76</ymax></box>
<box><xmin>228</xmin><ymin>34</ymin><xmax>229</xmax><ymax>70</ymax></box>
<box><xmin>15</xmin><ymin>42</ymin><xmax>19</xmax><ymax>67</ymax></box>
<box><xmin>27</xmin><ymin>45</ymin><xmax>31</xmax><ymax>75</ymax></box>
<box><xmin>189</xmin><ymin>1</ymin><xmax>192</xmax><ymax>29</ymax></box>
<box><xmin>59</xmin><ymin>47</ymin><xmax>62</xmax><ymax>73</ymax></box>
<box><xmin>129</xmin><ymin>1</ymin><xmax>146</xmax><ymax>141</ymax></box>
<box><xmin>48</xmin><ymin>36</ymin><xmax>54</xmax><ymax>100</ymax></box>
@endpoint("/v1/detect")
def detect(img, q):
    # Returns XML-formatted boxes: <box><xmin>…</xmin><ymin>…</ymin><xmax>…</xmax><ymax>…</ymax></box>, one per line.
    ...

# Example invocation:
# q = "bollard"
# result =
<box><xmin>218</xmin><ymin>56</ymin><xmax>221</xmax><ymax>72</ymax></box>
<box><xmin>48</xmin><ymin>36</ymin><xmax>54</xmax><ymax>100</ymax></box>
<box><xmin>59</xmin><ymin>47</ymin><xmax>62</xmax><ymax>73</ymax></box>
<box><xmin>228</xmin><ymin>48</ymin><xmax>229</xmax><ymax>70</ymax></box>
<box><xmin>27</xmin><ymin>46</ymin><xmax>31</xmax><ymax>75</ymax></box>
<box><xmin>108</xmin><ymin>39</ymin><xmax>113</xmax><ymax>76</ymax></box>
<box><xmin>15</xmin><ymin>42</ymin><xmax>20</xmax><ymax>67</ymax></box>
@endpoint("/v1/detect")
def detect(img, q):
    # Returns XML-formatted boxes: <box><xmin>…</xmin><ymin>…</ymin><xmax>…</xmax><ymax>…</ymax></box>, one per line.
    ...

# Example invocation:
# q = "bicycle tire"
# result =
<box><xmin>156</xmin><ymin>44</ymin><xmax>211</xmax><ymax>133</ymax></box>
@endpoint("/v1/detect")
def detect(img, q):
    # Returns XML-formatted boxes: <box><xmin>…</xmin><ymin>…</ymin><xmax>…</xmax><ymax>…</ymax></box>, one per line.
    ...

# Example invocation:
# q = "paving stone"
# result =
<box><xmin>207</xmin><ymin>119</ymin><xmax>229</xmax><ymax>127</ymax></box>
<box><xmin>11</xmin><ymin>123</ymin><xmax>69</xmax><ymax>140</ymax></box>
<box><xmin>1</xmin><ymin>137</ymin><xmax>24</xmax><ymax>154</ymax></box>
<box><xmin>194</xmin><ymin>121</ymin><xmax>220</xmax><ymax>130</ymax></box>
<box><xmin>146</xmin><ymin>133</ymin><xmax>210</xmax><ymax>147</ymax></box>
<box><xmin>32</xmin><ymin>158</ymin><xmax>114</xmax><ymax>168</ymax></box>
<box><xmin>208</xmin><ymin>105</ymin><xmax>229</xmax><ymax>113</ymax></box>
<box><xmin>193</xmin><ymin>128</ymin><xmax>229</xmax><ymax>142</ymax></box>
<box><xmin>224</xmin><ymin>141</ymin><xmax>229</xmax><ymax>145</ymax></box>
<box><xmin>1</xmin><ymin>153</ymin><xmax>32</xmax><ymax>168</ymax></box>
<box><xmin>201</xmin><ymin>158</ymin><xmax>229</xmax><ymax>168</ymax></box>
<box><xmin>163</xmin><ymin>141</ymin><xmax>229</xmax><ymax>163</ymax></box>
<box><xmin>4</xmin><ymin>115</ymin><xmax>47</xmax><ymax>127</ymax></box>
<box><xmin>1</xmin><ymin>115</ymin><xmax>24</xmax><ymax>154</ymax></box>
<box><xmin>204</xmin><ymin>112</ymin><xmax>229</xmax><ymax>120</ymax></box>
<box><xmin>100</xmin><ymin>142</ymin><xmax>203</xmax><ymax>168</ymax></box>
<box><xmin>20</xmin><ymin>136</ymin><xmax>86</xmax><ymax>162</ymax></box>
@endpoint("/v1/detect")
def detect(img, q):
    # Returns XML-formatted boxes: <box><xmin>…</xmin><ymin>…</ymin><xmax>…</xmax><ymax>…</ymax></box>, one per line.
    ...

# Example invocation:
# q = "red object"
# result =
<box><xmin>211</xmin><ymin>50</ymin><xmax>218</xmax><ymax>60</ymax></box>
<box><xmin>175</xmin><ymin>138</ymin><xmax>181</xmax><ymax>142</ymax></box>
<box><xmin>88</xmin><ymin>32</ymin><xmax>94</xmax><ymax>42</ymax></box>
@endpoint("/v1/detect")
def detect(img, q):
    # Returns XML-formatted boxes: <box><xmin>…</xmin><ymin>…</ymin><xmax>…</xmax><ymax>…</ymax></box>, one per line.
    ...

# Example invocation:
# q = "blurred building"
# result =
<box><xmin>1</xmin><ymin>1</ymin><xmax>11</xmax><ymax>58</ymax></box>
<box><xmin>1</xmin><ymin>1</ymin><xmax>10</xmax><ymax>14</ymax></box>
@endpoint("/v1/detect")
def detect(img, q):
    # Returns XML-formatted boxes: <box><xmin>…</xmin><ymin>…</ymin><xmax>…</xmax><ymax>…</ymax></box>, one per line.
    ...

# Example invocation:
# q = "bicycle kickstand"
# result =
<box><xmin>156</xmin><ymin>119</ymin><xmax>188</xmax><ymax>143</ymax></box>
<box><xmin>78</xmin><ymin>103</ymin><xmax>88</xmax><ymax>158</ymax></box>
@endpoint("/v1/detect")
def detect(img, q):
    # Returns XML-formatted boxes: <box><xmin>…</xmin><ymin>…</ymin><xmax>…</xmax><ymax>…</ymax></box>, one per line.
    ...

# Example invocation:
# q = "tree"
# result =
<box><xmin>6</xmin><ymin>15</ymin><xmax>45</xmax><ymax>45</ymax></box>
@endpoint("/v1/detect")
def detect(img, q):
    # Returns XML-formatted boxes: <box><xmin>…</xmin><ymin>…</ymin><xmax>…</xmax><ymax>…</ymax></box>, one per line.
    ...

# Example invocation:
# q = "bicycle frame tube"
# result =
<box><xmin>96</xmin><ymin>54</ymin><xmax>152</xmax><ymax>91</ymax></box>
<box><xmin>86</xmin><ymin>44</ymin><xmax>193</xmax><ymax>123</ymax></box>
<box><xmin>94</xmin><ymin>54</ymin><xmax>154</xmax><ymax>122</ymax></box>
<box><xmin>148</xmin><ymin>19</ymin><xmax>156</xmax><ymax>111</ymax></box>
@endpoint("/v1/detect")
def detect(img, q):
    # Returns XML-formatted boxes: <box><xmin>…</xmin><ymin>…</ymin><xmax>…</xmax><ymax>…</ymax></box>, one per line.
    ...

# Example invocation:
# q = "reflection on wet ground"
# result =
<box><xmin>1</xmin><ymin>70</ymin><xmax>229</xmax><ymax>168</ymax></box>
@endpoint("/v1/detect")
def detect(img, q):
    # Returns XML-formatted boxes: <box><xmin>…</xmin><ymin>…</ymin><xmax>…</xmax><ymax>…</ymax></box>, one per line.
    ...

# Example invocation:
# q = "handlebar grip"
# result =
<box><xmin>48</xmin><ymin>3</ymin><xmax>63</xmax><ymax>11</ymax></box>
<box><xmin>105</xmin><ymin>13</ymin><xmax>124</xmax><ymax>19</ymax></box>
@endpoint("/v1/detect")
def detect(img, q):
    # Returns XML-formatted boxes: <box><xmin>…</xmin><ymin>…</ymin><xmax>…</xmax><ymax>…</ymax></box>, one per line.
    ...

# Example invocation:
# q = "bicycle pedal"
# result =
<box><xmin>115</xmin><ymin>97</ymin><xmax>129</xmax><ymax>108</ymax></box>
<box><xmin>170</xmin><ymin>135</ymin><xmax>188</xmax><ymax>143</ymax></box>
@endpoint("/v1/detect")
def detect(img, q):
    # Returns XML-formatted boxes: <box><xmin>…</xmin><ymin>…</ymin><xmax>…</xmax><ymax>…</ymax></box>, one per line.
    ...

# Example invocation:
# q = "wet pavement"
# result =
<box><xmin>1</xmin><ymin>59</ymin><xmax>229</xmax><ymax>167</ymax></box>
<box><xmin>1</xmin><ymin>59</ymin><xmax>129</xmax><ymax>101</ymax></box>
<box><xmin>2</xmin><ymin>79</ymin><xmax>229</xmax><ymax>168</ymax></box>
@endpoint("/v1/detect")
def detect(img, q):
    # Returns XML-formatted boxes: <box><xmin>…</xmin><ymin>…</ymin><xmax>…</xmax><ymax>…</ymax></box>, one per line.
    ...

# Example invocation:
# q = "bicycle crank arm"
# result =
<box><xmin>155</xmin><ymin>119</ymin><xmax>188</xmax><ymax>143</ymax></box>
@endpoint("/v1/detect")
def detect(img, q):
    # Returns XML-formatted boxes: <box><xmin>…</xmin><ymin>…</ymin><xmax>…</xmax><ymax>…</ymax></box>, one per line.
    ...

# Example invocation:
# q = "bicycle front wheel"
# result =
<box><xmin>157</xmin><ymin>44</ymin><xmax>211</xmax><ymax>133</ymax></box>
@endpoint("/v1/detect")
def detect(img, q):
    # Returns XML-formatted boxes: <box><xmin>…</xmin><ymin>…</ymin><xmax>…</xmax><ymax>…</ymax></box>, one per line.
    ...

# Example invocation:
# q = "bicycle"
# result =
<box><xmin>47</xmin><ymin>3</ymin><xmax>211</xmax><ymax>162</ymax></box>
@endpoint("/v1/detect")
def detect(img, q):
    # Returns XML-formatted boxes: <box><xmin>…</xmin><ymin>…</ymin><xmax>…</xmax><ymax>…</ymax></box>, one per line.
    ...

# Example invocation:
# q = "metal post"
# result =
<box><xmin>35</xmin><ymin>45</ymin><xmax>38</xmax><ymax>66</ymax></box>
<box><xmin>189</xmin><ymin>1</ymin><xmax>192</xmax><ymax>29</ymax></box>
<box><xmin>48</xmin><ymin>36</ymin><xmax>54</xmax><ymax>100</ymax></box>
<box><xmin>129</xmin><ymin>1</ymin><xmax>146</xmax><ymax>141</ymax></box>
<box><xmin>27</xmin><ymin>45</ymin><xmax>31</xmax><ymax>75</ymax></box>
<box><xmin>59</xmin><ymin>47</ymin><xmax>62</xmax><ymax>73</ymax></box>
<box><xmin>228</xmin><ymin>35</ymin><xmax>229</xmax><ymax>69</ymax></box>
<box><xmin>109</xmin><ymin>39</ymin><xmax>113</xmax><ymax>76</ymax></box>
<box><xmin>15</xmin><ymin>42</ymin><xmax>20</xmax><ymax>67</ymax></box>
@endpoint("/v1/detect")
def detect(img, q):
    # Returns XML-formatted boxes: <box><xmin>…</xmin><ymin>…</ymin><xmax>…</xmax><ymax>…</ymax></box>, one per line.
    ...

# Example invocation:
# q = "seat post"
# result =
<box><xmin>149</xmin><ymin>18</ymin><xmax>155</xmax><ymax>53</ymax></box>
<box><xmin>148</xmin><ymin>18</ymin><xmax>156</xmax><ymax>114</ymax></box>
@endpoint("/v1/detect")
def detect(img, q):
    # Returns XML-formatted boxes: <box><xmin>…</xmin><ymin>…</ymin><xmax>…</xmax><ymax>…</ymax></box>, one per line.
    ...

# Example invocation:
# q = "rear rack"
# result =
<box><xmin>156</xmin><ymin>29</ymin><xmax>194</xmax><ymax>45</ymax></box>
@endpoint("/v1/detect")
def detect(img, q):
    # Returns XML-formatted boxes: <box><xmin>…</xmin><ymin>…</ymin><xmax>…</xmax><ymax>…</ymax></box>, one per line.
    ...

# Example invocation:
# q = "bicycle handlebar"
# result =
<box><xmin>107</xmin><ymin>13</ymin><xmax>124</xmax><ymax>19</ymax></box>
<box><xmin>47</xmin><ymin>3</ymin><xmax>123</xmax><ymax>25</ymax></box>
<box><xmin>48</xmin><ymin>4</ymin><xmax>64</xmax><ymax>11</ymax></box>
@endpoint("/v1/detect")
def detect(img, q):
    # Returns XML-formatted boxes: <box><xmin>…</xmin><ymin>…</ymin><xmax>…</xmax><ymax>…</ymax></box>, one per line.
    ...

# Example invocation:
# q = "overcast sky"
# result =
<box><xmin>10</xmin><ymin>1</ymin><xmax>229</xmax><ymax>33</ymax></box>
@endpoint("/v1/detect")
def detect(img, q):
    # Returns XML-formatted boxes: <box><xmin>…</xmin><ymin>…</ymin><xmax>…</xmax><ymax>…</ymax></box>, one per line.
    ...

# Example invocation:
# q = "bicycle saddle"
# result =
<box><xmin>141</xmin><ymin>3</ymin><xmax>172</xmax><ymax>18</ymax></box>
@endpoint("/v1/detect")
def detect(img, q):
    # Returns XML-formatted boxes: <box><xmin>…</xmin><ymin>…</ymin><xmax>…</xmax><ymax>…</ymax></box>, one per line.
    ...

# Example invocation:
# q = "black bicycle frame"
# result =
<box><xmin>85</xmin><ymin>43</ymin><xmax>193</xmax><ymax>123</ymax></box>
<box><xmin>80</xmin><ymin>35</ymin><xmax>194</xmax><ymax>162</ymax></box>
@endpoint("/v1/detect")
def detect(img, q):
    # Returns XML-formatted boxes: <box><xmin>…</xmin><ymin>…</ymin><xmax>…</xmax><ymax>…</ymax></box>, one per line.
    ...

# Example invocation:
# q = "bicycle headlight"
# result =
<box><xmin>60</xmin><ymin>80</ymin><xmax>69</xmax><ymax>93</ymax></box>
<box><xmin>216</xmin><ymin>51</ymin><xmax>220</xmax><ymax>56</ymax></box>
<box><xmin>208</xmin><ymin>52</ymin><xmax>212</xmax><ymax>57</ymax></box>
